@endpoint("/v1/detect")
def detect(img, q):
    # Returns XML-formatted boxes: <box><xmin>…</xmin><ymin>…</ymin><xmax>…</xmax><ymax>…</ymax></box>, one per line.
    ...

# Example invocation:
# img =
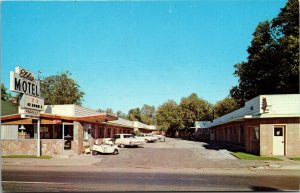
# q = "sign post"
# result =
<box><xmin>9</xmin><ymin>66</ymin><xmax>44</xmax><ymax>157</ymax></box>
<box><xmin>37</xmin><ymin>118</ymin><xmax>41</xmax><ymax>157</ymax></box>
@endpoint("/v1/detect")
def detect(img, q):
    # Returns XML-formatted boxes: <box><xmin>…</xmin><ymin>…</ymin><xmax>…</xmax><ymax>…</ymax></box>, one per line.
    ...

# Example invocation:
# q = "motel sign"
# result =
<box><xmin>10</xmin><ymin>66</ymin><xmax>40</xmax><ymax>97</ymax></box>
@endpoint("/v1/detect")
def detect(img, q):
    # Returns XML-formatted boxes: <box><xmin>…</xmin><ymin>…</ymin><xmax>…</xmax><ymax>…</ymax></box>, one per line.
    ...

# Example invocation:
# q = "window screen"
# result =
<box><xmin>1</xmin><ymin>125</ymin><xmax>18</xmax><ymax>139</ymax></box>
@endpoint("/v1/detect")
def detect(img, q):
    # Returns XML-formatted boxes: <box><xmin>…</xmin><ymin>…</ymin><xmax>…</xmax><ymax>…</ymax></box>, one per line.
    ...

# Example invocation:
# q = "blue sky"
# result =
<box><xmin>1</xmin><ymin>0</ymin><xmax>287</xmax><ymax>113</ymax></box>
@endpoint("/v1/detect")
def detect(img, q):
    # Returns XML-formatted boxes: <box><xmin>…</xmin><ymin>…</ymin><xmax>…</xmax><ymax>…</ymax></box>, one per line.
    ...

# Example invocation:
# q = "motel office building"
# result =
<box><xmin>210</xmin><ymin>94</ymin><xmax>300</xmax><ymax>156</ymax></box>
<box><xmin>1</xmin><ymin>104</ymin><xmax>156</xmax><ymax>156</ymax></box>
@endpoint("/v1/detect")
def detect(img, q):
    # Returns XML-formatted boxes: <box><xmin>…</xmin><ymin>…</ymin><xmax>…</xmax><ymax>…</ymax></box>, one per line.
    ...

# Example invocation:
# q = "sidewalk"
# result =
<box><xmin>2</xmin><ymin>154</ymin><xmax>300</xmax><ymax>173</ymax></box>
<box><xmin>1</xmin><ymin>154</ymin><xmax>101</xmax><ymax>167</ymax></box>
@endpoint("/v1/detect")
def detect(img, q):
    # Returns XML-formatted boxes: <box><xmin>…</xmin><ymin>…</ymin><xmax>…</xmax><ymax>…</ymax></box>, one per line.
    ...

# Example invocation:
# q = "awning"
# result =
<box><xmin>1</xmin><ymin>113</ymin><xmax>118</xmax><ymax>125</ymax></box>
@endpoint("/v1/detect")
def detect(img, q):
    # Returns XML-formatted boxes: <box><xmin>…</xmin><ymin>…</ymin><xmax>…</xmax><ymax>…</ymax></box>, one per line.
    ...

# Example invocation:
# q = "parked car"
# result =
<box><xmin>154</xmin><ymin>134</ymin><xmax>165</xmax><ymax>142</ymax></box>
<box><xmin>111</xmin><ymin>134</ymin><xmax>145</xmax><ymax>148</ymax></box>
<box><xmin>92</xmin><ymin>138</ymin><xmax>119</xmax><ymax>155</ymax></box>
<box><xmin>136</xmin><ymin>133</ymin><xmax>158</xmax><ymax>143</ymax></box>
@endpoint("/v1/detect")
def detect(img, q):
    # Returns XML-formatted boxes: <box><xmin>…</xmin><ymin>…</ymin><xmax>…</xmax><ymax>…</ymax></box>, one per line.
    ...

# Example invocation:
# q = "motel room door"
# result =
<box><xmin>273</xmin><ymin>126</ymin><xmax>285</xmax><ymax>155</ymax></box>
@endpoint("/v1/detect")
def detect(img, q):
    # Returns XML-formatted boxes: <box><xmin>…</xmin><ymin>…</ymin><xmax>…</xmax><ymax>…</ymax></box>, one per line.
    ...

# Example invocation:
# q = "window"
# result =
<box><xmin>274</xmin><ymin>127</ymin><xmax>283</xmax><ymax>136</ymax></box>
<box><xmin>253</xmin><ymin>127</ymin><xmax>260</xmax><ymax>140</ymax></box>
<box><xmin>240</xmin><ymin>125</ymin><xmax>244</xmax><ymax>134</ymax></box>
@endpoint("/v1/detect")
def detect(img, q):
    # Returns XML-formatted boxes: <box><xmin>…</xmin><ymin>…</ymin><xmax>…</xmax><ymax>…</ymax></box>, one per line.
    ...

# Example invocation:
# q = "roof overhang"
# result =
<box><xmin>1</xmin><ymin>113</ymin><xmax>118</xmax><ymax>124</ymax></box>
<box><xmin>1</xmin><ymin>114</ymin><xmax>21</xmax><ymax>121</ymax></box>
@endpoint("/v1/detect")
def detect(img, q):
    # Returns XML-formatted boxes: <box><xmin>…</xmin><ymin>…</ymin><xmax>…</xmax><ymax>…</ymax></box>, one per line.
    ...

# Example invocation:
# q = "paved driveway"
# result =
<box><xmin>92</xmin><ymin>137</ymin><xmax>238</xmax><ymax>169</ymax></box>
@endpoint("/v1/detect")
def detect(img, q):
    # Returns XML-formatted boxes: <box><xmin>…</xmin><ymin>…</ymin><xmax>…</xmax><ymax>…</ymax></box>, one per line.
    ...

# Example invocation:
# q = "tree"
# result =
<box><xmin>1</xmin><ymin>84</ymin><xmax>12</xmax><ymax>101</ymax></box>
<box><xmin>179</xmin><ymin>93</ymin><xmax>213</xmax><ymax>128</ymax></box>
<box><xmin>116</xmin><ymin>110</ymin><xmax>127</xmax><ymax>119</ymax></box>
<box><xmin>96</xmin><ymin>108</ymin><xmax>106</xmax><ymax>113</ymax></box>
<box><xmin>230</xmin><ymin>0</ymin><xmax>299</xmax><ymax>105</ymax></box>
<box><xmin>40</xmin><ymin>71</ymin><xmax>85</xmax><ymax>105</ymax></box>
<box><xmin>156</xmin><ymin>100</ymin><xmax>183</xmax><ymax>133</ymax></box>
<box><xmin>127</xmin><ymin>107</ymin><xmax>142</xmax><ymax>122</ymax></box>
<box><xmin>212</xmin><ymin>97</ymin><xmax>239</xmax><ymax>119</ymax></box>
<box><xmin>140</xmin><ymin>104</ymin><xmax>156</xmax><ymax>125</ymax></box>
<box><xmin>105</xmin><ymin>108</ymin><xmax>114</xmax><ymax>114</ymax></box>
<box><xmin>271</xmin><ymin>0</ymin><xmax>299</xmax><ymax>94</ymax></box>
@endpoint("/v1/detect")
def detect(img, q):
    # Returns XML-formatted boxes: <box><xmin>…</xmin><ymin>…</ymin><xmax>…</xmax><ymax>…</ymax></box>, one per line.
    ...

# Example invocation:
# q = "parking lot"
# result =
<box><xmin>92</xmin><ymin>137</ymin><xmax>239</xmax><ymax>169</ymax></box>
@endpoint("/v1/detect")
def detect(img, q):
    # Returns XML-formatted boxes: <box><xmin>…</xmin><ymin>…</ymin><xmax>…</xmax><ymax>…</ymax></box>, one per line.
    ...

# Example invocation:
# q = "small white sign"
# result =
<box><xmin>20</xmin><ymin>114</ymin><xmax>40</xmax><ymax>119</ymax></box>
<box><xmin>20</xmin><ymin>108</ymin><xmax>40</xmax><ymax>118</ymax></box>
<box><xmin>20</xmin><ymin>94</ymin><xmax>44</xmax><ymax>111</ymax></box>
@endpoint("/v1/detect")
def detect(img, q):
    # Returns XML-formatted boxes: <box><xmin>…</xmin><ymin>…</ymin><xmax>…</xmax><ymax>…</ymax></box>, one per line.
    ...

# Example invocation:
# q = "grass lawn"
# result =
<box><xmin>289</xmin><ymin>157</ymin><xmax>300</xmax><ymax>161</ymax></box>
<box><xmin>1</xmin><ymin>155</ymin><xmax>52</xmax><ymax>159</ymax></box>
<box><xmin>231</xmin><ymin>152</ymin><xmax>283</xmax><ymax>161</ymax></box>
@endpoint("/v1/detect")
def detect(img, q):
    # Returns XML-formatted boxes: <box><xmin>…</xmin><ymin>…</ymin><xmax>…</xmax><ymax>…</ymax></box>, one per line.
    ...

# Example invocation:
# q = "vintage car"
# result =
<box><xmin>136</xmin><ymin>133</ymin><xmax>158</xmax><ymax>143</ymax></box>
<box><xmin>92</xmin><ymin>138</ymin><xmax>119</xmax><ymax>155</ymax></box>
<box><xmin>111</xmin><ymin>134</ymin><xmax>145</xmax><ymax>148</ymax></box>
<box><xmin>154</xmin><ymin>134</ymin><xmax>165</xmax><ymax>142</ymax></box>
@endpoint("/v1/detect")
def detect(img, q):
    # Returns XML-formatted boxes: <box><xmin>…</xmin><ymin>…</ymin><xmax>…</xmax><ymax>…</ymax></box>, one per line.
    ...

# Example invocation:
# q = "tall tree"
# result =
<box><xmin>116</xmin><ymin>110</ymin><xmax>127</xmax><ymax>119</ymax></box>
<box><xmin>271</xmin><ymin>0</ymin><xmax>299</xmax><ymax>94</ymax></box>
<box><xmin>40</xmin><ymin>71</ymin><xmax>85</xmax><ymax>105</ymax></box>
<box><xmin>230</xmin><ymin>0</ymin><xmax>299</xmax><ymax>105</ymax></box>
<box><xmin>1</xmin><ymin>84</ymin><xmax>12</xmax><ymax>101</ymax></box>
<box><xmin>179</xmin><ymin>93</ymin><xmax>212</xmax><ymax>128</ymax></box>
<box><xmin>127</xmin><ymin>107</ymin><xmax>142</xmax><ymax>122</ymax></box>
<box><xmin>140</xmin><ymin>104</ymin><xmax>156</xmax><ymax>125</ymax></box>
<box><xmin>156</xmin><ymin>100</ymin><xmax>183</xmax><ymax>132</ymax></box>
<box><xmin>105</xmin><ymin>108</ymin><xmax>114</xmax><ymax>114</ymax></box>
<box><xmin>213</xmin><ymin>97</ymin><xmax>239</xmax><ymax>119</ymax></box>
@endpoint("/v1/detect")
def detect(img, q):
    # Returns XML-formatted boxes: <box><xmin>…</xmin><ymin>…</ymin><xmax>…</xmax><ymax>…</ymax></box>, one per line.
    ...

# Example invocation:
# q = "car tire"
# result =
<box><xmin>113</xmin><ymin>149</ymin><xmax>118</xmax><ymax>155</ymax></box>
<box><xmin>92</xmin><ymin>150</ymin><xmax>98</xmax><ymax>155</ymax></box>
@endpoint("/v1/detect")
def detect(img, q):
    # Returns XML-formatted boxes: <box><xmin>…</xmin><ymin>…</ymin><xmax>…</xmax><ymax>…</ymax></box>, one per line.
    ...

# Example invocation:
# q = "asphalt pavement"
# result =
<box><xmin>2</xmin><ymin>137</ymin><xmax>300</xmax><ymax>192</ymax></box>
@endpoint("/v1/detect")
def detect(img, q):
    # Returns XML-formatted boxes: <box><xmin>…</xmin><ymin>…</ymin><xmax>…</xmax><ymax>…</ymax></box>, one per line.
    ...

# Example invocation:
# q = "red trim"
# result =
<box><xmin>0</xmin><ymin>114</ymin><xmax>21</xmax><ymax>121</ymax></box>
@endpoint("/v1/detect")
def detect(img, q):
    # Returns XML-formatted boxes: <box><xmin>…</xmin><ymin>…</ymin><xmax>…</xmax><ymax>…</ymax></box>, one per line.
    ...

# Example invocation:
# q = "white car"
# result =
<box><xmin>112</xmin><ymin>134</ymin><xmax>145</xmax><ymax>148</ymax></box>
<box><xmin>154</xmin><ymin>134</ymin><xmax>165</xmax><ymax>142</ymax></box>
<box><xmin>92</xmin><ymin>139</ymin><xmax>119</xmax><ymax>155</ymax></box>
<box><xmin>136</xmin><ymin>133</ymin><xmax>158</xmax><ymax>143</ymax></box>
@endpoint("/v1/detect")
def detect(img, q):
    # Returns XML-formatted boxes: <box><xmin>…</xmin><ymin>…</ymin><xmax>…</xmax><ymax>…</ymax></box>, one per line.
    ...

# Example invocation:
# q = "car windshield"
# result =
<box><xmin>124</xmin><ymin>135</ymin><xmax>134</xmax><ymax>138</ymax></box>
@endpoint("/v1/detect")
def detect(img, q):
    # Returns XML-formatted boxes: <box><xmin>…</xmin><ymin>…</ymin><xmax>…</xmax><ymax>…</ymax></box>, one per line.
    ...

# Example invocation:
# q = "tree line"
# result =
<box><xmin>1</xmin><ymin>0</ymin><xmax>298</xmax><ymax>133</ymax></box>
<box><xmin>97</xmin><ymin>93</ymin><xmax>239</xmax><ymax>132</ymax></box>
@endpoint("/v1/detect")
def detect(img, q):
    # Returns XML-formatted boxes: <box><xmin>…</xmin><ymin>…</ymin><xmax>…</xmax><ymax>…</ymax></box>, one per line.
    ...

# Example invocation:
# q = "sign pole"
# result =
<box><xmin>37</xmin><ymin>118</ymin><xmax>41</xmax><ymax>157</ymax></box>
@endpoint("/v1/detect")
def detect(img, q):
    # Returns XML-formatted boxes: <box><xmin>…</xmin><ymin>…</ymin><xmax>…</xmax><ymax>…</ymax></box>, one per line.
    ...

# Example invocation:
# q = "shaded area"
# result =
<box><xmin>176</xmin><ymin>137</ymin><xmax>244</xmax><ymax>152</ymax></box>
<box><xmin>251</xmin><ymin>186</ymin><xmax>282</xmax><ymax>191</ymax></box>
